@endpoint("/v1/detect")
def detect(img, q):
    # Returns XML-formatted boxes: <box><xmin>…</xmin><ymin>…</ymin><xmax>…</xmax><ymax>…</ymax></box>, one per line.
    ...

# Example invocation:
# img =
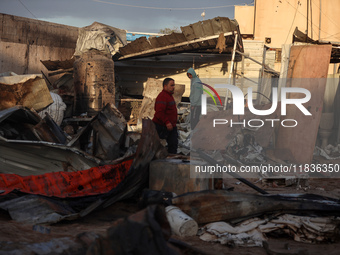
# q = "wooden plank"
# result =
<box><xmin>275</xmin><ymin>44</ymin><xmax>332</xmax><ymax>164</ymax></box>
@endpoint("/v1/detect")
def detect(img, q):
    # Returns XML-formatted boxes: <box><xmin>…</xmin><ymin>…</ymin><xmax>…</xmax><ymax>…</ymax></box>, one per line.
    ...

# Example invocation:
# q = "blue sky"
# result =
<box><xmin>1</xmin><ymin>0</ymin><xmax>253</xmax><ymax>32</ymax></box>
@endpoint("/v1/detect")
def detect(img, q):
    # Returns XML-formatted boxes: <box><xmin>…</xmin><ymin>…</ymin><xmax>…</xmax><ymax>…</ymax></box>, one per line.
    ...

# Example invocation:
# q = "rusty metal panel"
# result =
<box><xmin>73</xmin><ymin>52</ymin><xmax>115</xmax><ymax>116</ymax></box>
<box><xmin>172</xmin><ymin>32</ymin><xmax>187</xmax><ymax>42</ymax></box>
<box><xmin>148</xmin><ymin>36</ymin><xmax>162</xmax><ymax>48</ymax></box>
<box><xmin>0</xmin><ymin>74</ymin><xmax>53</xmax><ymax>111</ymax></box>
<box><xmin>132</xmin><ymin>37</ymin><xmax>153</xmax><ymax>52</ymax></box>
<box><xmin>210</xmin><ymin>17</ymin><xmax>225</xmax><ymax>35</ymax></box>
<box><xmin>201</xmin><ymin>20</ymin><xmax>215</xmax><ymax>37</ymax></box>
<box><xmin>220</xmin><ymin>17</ymin><xmax>236</xmax><ymax>32</ymax></box>
<box><xmin>151</xmin><ymin>35</ymin><xmax>170</xmax><ymax>47</ymax></box>
<box><xmin>162</xmin><ymin>33</ymin><xmax>184</xmax><ymax>45</ymax></box>
<box><xmin>119</xmin><ymin>43</ymin><xmax>135</xmax><ymax>55</ymax></box>
<box><xmin>68</xmin><ymin>103</ymin><xmax>126</xmax><ymax>160</ymax></box>
<box><xmin>40</xmin><ymin>59</ymin><xmax>75</xmax><ymax>71</ymax></box>
<box><xmin>180</xmin><ymin>24</ymin><xmax>196</xmax><ymax>41</ymax></box>
<box><xmin>190</xmin><ymin>22</ymin><xmax>206</xmax><ymax>39</ymax></box>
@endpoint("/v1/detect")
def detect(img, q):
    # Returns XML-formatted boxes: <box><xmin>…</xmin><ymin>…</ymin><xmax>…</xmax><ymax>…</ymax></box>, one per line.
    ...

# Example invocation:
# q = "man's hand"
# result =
<box><xmin>166</xmin><ymin>122</ymin><xmax>173</xmax><ymax>131</ymax></box>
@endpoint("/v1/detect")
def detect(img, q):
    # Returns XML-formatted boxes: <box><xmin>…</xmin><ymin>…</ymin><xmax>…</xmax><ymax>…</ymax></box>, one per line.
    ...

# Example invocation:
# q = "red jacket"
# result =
<box><xmin>152</xmin><ymin>89</ymin><xmax>177</xmax><ymax>127</ymax></box>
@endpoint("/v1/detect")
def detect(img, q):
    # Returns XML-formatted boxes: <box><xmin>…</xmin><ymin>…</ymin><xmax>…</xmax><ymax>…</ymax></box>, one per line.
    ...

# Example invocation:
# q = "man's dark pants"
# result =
<box><xmin>153</xmin><ymin>122</ymin><xmax>178</xmax><ymax>154</ymax></box>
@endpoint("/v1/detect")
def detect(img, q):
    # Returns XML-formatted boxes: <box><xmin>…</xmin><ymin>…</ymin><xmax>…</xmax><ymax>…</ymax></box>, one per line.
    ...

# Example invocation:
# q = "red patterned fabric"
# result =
<box><xmin>0</xmin><ymin>159</ymin><xmax>133</xmax><ymax>197</ymax></box>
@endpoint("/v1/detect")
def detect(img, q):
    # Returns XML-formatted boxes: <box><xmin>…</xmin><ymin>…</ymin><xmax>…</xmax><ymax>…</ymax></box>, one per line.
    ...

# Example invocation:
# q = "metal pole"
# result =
<box><xmin>235</xmin><ymin>50</ymin><xmax>279</xmax><ymax>75</ymax></box>
<box><xmin>319</xmin><ymin>0</ymin><xmax>321</xmax><ymax>41</ymax></box>
<box><xmin>310</xmin><ymin>0</ymin><xmax>313</xmax><ymax>39</ymax></box>
<box><xmin>241</xmin><ymin>55</ymin><xmax>245</xmax><ymax>92</ymax></box>
<box><xmin>253</xmin><ymin>0</ymin><xmax>256</xmax><ymax>39</ymax></box>
<box><xmin>223</xmin><ymin>33</ymin><xmax>238</xmax><ymax>110</ymax></box>
<box><xmin>258</xmin><ymin>46</ymin><xmax>267</xmax><ymax>105</ymax></box>
<box><xmin>306</xmin><ymin>0</ymin><xmax>309</xmax><ymax>41</ymax></box>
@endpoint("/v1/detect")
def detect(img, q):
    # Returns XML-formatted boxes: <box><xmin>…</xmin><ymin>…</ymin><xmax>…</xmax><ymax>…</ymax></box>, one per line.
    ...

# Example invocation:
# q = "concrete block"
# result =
<box><xmin>149</xmin><ymin>159</ymin><xmax>212</xmax><ymax>195</ymax></box>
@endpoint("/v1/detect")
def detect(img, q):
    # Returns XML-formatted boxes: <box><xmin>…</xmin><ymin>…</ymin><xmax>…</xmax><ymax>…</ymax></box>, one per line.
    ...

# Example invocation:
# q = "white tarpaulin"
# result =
<box><xmin>74</xmin><ymin>22</ymin><xmax>127</xmax><ymax>57</ymax></box>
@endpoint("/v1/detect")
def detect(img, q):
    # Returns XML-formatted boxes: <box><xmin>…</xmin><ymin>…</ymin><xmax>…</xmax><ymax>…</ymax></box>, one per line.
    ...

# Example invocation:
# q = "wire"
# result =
<box><xmin>244</xmin><ymin>91</ymin><xmax>272</xmax><ymax>103</ymax></box>
<box><xmin>284</xmin><ymin>0</ymin><xmax>300</xmax><ymax>45</ymax></box>
<box><xmin>18</xmin><ymin>0</ymin><xmax>38</xmax><ymax>19</ymax></box>
<box><xmin>311</xmin><ymin>0</ymin><xmax>340</xmax><ymax>32</ymax></box>
<box><xmin>285</xmin><ymin>0</ymin><xmax>339</xmax><ymax>41</ymax></box>
<box><xmin>320</xmin><ymin>32</ymin><xmax>340</xmax><ymax>41</ymax></box>
<box><xmin>284</xmin><ymin>0</ymin><xmax>321</xmax><ymax>38</ymax></box>
<box><xmin>92</xmin><ymin>0</ymin><xmax>251</xmax><ymax>10</ymax></box>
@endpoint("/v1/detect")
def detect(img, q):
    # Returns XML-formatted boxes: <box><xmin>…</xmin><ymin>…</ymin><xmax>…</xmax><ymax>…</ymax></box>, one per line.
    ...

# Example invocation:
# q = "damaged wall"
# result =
<box><xmin>235</xmin><ymin>0</ymin><xmax>340</xmax><ymax>48</ymax></box>
<box><xmin>0</xmin><ymin>13</ymin><xmax>78</xmax><ymax>76</ymax></box>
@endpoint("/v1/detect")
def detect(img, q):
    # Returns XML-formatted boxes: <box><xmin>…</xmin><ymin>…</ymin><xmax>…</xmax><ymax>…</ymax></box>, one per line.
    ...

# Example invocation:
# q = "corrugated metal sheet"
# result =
<box><xmin>0</xmin><ymin>139</ymin><xmax>101</xmax><ymax>175</ymax></box>
<box><xmin>0</xmin><ymin>119</ymin><xmax>165</xmax><ymax>224</ymax></box>
<box><xmin>117</xmin><ymin>17</ymin><xmax>244</xmax><ymax>60</ymax></box>
<box><xmin>0</xmin><ymin>106</ymin><xmax>101</xmax><ymax>175</ymax></box>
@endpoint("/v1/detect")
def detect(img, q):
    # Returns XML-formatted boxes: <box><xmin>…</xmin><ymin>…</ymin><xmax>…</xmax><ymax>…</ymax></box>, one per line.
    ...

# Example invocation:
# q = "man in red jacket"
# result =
<box><xmin>152</xmin><ymin>78</ymin><xmax>178</xmax><ymax>154</ymax></box>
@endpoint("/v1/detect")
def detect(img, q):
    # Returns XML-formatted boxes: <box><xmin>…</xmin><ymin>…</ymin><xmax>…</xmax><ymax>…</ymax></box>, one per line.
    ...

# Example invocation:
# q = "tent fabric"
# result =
<box><xmin>0</xmin><ymin>159</ymin><xmax>133</xmax><ymax>198</ymax></box>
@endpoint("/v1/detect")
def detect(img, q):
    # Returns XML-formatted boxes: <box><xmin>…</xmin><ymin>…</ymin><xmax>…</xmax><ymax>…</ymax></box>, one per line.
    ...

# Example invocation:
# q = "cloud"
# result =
<box><xmin>2</xmin><ymin>0</ymin><xmax>251</xmax><ymax>32</ymax></box>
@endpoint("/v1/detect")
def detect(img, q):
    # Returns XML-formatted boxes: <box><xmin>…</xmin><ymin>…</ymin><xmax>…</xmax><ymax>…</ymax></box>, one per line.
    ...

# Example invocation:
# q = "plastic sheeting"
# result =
<box><xmin>38</xmin><ymin>92</ymin><xmax>67</xmax><ymax>126</ymax></box>
<box><xmin>74</xmin><ymin>22</ymin><xmax>127</xmax><ymax>57</ymax></box>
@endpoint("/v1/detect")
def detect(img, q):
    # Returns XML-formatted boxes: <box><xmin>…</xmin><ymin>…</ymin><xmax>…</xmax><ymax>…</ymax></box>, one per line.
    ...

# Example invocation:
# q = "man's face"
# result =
<box><xmin>164</xmin><ymin>80</ymin><xmax>175</xmax><ymax>94</ymax></box>
<box><xmin>187</xmin><ymin>73</ymin><xmax>193</xmax><ymax>79</ymax></box>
